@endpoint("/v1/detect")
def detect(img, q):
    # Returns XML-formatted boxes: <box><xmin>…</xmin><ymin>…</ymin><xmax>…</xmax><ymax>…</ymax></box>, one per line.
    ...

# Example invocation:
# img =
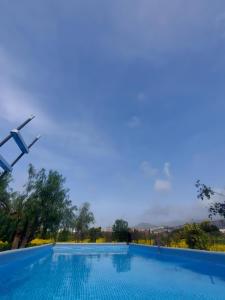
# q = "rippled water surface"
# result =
<box><xmin>0</xmin><ymin>244</ymin><xmax>225</xmax><ymax>299</ymax></box>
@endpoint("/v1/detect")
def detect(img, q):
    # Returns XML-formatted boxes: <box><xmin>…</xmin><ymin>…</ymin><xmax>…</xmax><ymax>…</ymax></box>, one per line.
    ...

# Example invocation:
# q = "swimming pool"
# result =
<box><xmin>0</xmin><ymin>243</ymin><xmax>225</xmax><ymax>299</ymax></box>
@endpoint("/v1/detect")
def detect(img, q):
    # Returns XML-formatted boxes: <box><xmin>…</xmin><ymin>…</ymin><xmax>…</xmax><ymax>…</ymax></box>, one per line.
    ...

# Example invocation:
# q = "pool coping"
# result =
<box><xmin>0</xmin><ymin>243</ymin><xmax>53</xmax><ymax>256</ymax></box>
<box><xmin>55</xmin><ymin>242</ymin><xmax>127</xmax><ymax>245</ymax></box>
<box><xmin>1</xmin><ymin>242</ymin><xmax>225</xmax><ymax>257</ymax></box>
<box><xmin>130</xmin><ymin>243</ymin><xmax>225</xmax><ymax>256</ymax></box>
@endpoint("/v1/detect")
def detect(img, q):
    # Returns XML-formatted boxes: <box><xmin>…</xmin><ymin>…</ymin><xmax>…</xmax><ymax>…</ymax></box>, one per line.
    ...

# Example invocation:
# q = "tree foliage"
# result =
<box><xmin>196</xmin><ymin>180</ymin><xmax>225</xmax><ymax>219</ymax></box>
<box><xmin>112</xmin><ymin>219</ymin><xmax>130</xmax><ymax>242</ymax></box>
<box><xmin>183</xmin><ymin>223</ymin><xmax>209</xmax><ymax>250</ymax></box>
<box><xmin>74</xmin><ymin>202</ymin><xmax>95</xmax><ymax>241</ymax></box>
<box><xmin>0</xmin><ymin>164</ymin><xmax>76</xmax><ymax>249</ymax></box>
<box><xmin>199</xmin><ymin>221</ymin><xmax>219</xmax><ymax>234</ymax></box>
<box><xmin>88</xmin><ymin>227</ymin><xmax>102</xmax><ymax>242</ymax></box>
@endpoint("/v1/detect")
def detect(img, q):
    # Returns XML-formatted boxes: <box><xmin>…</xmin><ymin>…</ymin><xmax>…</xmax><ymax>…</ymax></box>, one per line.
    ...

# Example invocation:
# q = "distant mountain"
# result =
<box><xmin>161</xmin><ymin>218</ymin><xmax>211</xmax><ymax>228</ymax></box>
<box><xmin>134</xmin><ymin>223</ymin><xmax>158</xmax><ymax>230</ymax></box>
<box><xmin>134</xmin><ymin>219</ymin><xmax>225</xmax><ymax>230</ymax></box>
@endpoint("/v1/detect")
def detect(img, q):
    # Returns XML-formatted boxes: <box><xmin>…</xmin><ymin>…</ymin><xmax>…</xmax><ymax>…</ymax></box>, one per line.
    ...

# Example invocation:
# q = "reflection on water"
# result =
<box><xmin>132</xmin><ymin>248</ymin><xmax>225</xmax><ymax>283</ymax></box>
<box><xmin>112</xmin><ymin>254</ymin><xmax>131</xmax><ymax>273</ymax></box>
<box><xmin>1</xmin><ymin>245</ymin><xmax>225</xmax><ymax>299</ymax></box>
<box><xmin>0</xmin><ymin>250</ymin><xmax>51</xmax><ymax>298</ymax></box>
<box><xmin>51</xmin><ymin>253</ymin><xmax>92</xmax><ymax>299</ymax></box>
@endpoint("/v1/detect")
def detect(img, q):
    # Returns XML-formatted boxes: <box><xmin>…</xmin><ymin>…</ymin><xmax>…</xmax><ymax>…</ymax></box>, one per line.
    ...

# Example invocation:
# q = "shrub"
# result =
<box><xmin>184</xmin><ymin>223</ymin><xmax>209</xmax><ymax>250</ymax></box>
<box><xmin>170</xmin><ymin>239</ymin><xmax>188</xmax><ymax>248</ymax></box>
<box><xmin>112</xmin><ymin>219</ymin><xmax>130</xmax><ymax>242</ymax></box>
<box><xmin>57</xmin><ymin>230</ymin><xmax>74</xmax><ymax>242</ymax></box>
<box><xmin>200</xmin><ymin>221</ymin><xmax>220</xmax><ymax>234</ymax></box>
<box><xmin>96</xmin><ymin>238</ymin><xmax>106</xmax><ymax>243</ymax></box>
<box><xmin>208</xmin><ymin>244</ymin><xmax>225</xmax><ymax>252</ymax></box>
<box><xmin>81</xmin><ymin>239</ymin><xmax>90</xmax><ymax>243</ymax></box>
<box><xmin>29</xmin><ymin>238</ymin><xmax>53</xmax><ymax>246</ymax></box>
<box><xmin>137</xmin><ymin>239</ymin><xmax>153</xmax><ymax>245</ymax></box>
<box><xmin>88</xmin><ymin>227</ymin><xmax>102</xmax><ymax>242</ymax></box>
<box><xmin>0</xmin><ymin>240</ymin><xmax>10</xmax><ymax>251</ymax></box>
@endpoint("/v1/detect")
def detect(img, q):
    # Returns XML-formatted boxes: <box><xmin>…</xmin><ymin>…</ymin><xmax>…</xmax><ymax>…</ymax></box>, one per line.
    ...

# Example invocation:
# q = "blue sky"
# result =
<box><xmin>1</xmin><ymin>0</ymin><xmax>225</xmax><ymax>226</ymax></box>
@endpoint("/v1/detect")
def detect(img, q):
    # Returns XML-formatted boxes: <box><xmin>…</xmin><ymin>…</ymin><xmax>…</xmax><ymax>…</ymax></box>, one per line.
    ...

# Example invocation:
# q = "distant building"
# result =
<box><xmin>151</xmin><ymin>227</ymin><xmax>173</xmax><ymax>234</ymax></box>
<box><xmin>130</xmin><ymin>227</ymin><xmax>151</xmax><ymax>233</ymax></box>
<box><xmin>103</xmin><ymin>227</ymin><xmax>112</xmax><ymax>232</ymax></box>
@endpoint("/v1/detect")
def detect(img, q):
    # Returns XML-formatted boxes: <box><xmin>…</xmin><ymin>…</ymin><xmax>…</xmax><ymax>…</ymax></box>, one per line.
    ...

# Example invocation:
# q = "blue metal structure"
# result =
<box><xmin>11</xmin><ymin>129</ymin><xmax>29</xmax><ymax>154</ymax></box>
<box><xmin>0</xmin><ymin>115</ymin><xmax>40</xmax><ymax>175</ymax></box>
<box><xmin>0</xmin><ymin>154</ymin><xmax>12</xmax><ymax>172</ymax></box>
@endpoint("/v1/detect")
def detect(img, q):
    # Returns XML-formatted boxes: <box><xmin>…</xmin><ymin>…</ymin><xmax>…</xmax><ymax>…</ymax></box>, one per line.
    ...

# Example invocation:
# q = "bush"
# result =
<box><xmin>112</xmin><ymin>219</ymin><xmax>130</xmax><ymax>242</ymax></box>
<box><xmin>200</xmin><ymin>221</ymin><xmax>220</xmax><ymax>234</ymax></box>
<box><xmin>29</xmin><ymin>238</ymin><xmax>53</xmax><ymax>246</ymax></box>
<box><xmin>137</xmin><ymin>239</ymin><xmax>153</xmax><ymax>245</ymax></box>
<box><xmin>57</xmin><ymin>230</ymin><xmax>74</xmax><ymax>242</ymax></box>
<box><xmin>96</xmin><ymin>238</ymin><xmax>106</xmax><ymax>243</ymax></box>
<box><xmin>88</xmin><ymin>227</ymin><xmax>102</xmax><ymax>242</ymax></box>
<box><xmin>81</xmin><ymin>239</ymin><xmax>90</xmax><ymax>243</ymax></box>
<box><xmin>0</xmin><ymin>240</ymin><xmax>10</xmax><ymax>251</ymax></box>
<box><xmin>208</xmin><ymin>244</ymin><xmax>225</xmax><ymax>252</ymax></box>
<box><xmin>170</xmin><ymin>239</ymin><xmax>188</xmax><ymax>248</ymax></box>
<box><xmin>184</xmin><ymin>223</ymin><xmax>209</xmax><ymax>250</ymax></box>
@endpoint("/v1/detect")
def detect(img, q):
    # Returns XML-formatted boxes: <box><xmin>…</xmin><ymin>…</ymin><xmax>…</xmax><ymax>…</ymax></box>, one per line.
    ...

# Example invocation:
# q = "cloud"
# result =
<box><xmin>141</xmin><ymin>200</ymin><xmax>209</xmax><ymax>226</ymax></box>
<box><xmin>163</xmin><ymin>162</ymin><xmax>171</xmax><ymax>178</ymax></box>
<box><xmin>127</xmin><ymin>116</ymin><xmax>141</xmax><ymax>128</ymax></box>
<box><xmin>0</xmin><ymin>48</ymin><xmax>54</xmax><ymax>133</ymax></box>
<box><xmin>140</xmin><ymin>161</ymin><xmax>172</xmax><ymax>191</ymax></box>
<box><xmin>0</xmin><ymin>48</ymin><xmax>117</xmax><ymax>161</ymax></box>
<box><xmin>140</xmin><ymin>161</ymin><xmax>158</xmax><ymax>177</ymax></box>
<box><xmin>154</xmin><ymin>179</ymin><xmax>171</xmax><ymax>192</ymax></box>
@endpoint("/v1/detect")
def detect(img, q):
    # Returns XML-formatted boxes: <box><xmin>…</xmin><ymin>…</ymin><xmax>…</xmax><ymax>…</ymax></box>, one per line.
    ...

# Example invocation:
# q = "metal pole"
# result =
<box><xmin>0</xmin><ymin>116</ymin><xmax>40</xmax><ymax>178</ymax></box>
<box><xmin>17</xmin><ymin>115</ymin><xmax>35</xmax><ymax>131</ymax></box>
<box><xmin>11</xmin><ymin>135</ymin><xmax>41</xmax><ymax>167</ymax></box>
<box><xmin>0</xmin><ymin>115</ymin><xmax>35</xmax><ymax>147</ymax></box>
<box><xmin>28</xmin><ymin>135</ymin><xmax>41</xmax><ymax>149</ymax></box>
<box><xmin>0</xmin><ymin>134</ymin><xmax>12</xmax><ymax>147</ymax></box>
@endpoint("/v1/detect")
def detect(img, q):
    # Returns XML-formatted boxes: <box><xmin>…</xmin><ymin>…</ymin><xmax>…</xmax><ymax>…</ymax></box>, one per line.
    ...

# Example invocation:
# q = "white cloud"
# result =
<box><xmin>127</xmin><ymin>115</ymin><xmax>141</xmax><ymax>128</ymax></box>
<box><xmin>140</xmin><ymin>161</ymin><xmax>172</xmax><ymax>191</ymax></box>
<box><xmin>141</xmin><ymin>200</ymin><xmax>209</xmax><ymax>226</ymax></box>
<box><xmin>163</xmin><ymin>162</ymin><xmax>171</xmax><ymax>178</ymax></box>
<box><xmin>154</xmin><ymin>179</ymin><xmax>171</xmax><ymax>192</ymax></box>
<box><xmin>0</xmin><ymin>86</ymin><xmax>54</xmax><ymax>133</ymax></box>
<box><xmin>140</xmin><ymin>161</ymin><xmax>158</xmax><ymax>177</ymax></box>
<box><xmin>0</xmin><ymin>48</ymin><xmax>54</xmax><ymax>134</ymax></box>
<box><xmin>0</xmin><ymin>48</ymin><xmax>117</xmax><ymax>161</ymax></box>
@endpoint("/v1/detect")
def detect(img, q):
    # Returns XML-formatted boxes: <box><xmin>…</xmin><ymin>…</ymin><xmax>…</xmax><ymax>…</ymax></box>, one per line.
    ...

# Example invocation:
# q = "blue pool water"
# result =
<box><xmin>1</xmin><ymin>244</ymin><xmax>225</xmax><ymax>299</ymax></box>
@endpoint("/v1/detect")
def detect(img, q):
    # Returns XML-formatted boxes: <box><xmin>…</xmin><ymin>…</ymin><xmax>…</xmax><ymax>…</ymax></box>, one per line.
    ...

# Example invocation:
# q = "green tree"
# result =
<box><xmin>0</xmin><ymin>173</ymin><xmax>12</xmax><ymax>211</ymax></box>
<box><xmin>200</xmin><ymin>221</ymin><xmax>219</xmax><ymax>234</ymax></box>
<box><xmin>88</xmin><ymin>227</ymin><xmax>102</xmax><ymax>242</ymax></box>
<box><xmin>0</xmin><ymin>164</ymin><xmax>76</xmax><ymax>249</ymax></box>
<box><xmin>0</xmin><ymin>174</ymin><xmax>14</xmax><ymax>243</ymax></box>
<box><xmin>74</xmin><ymin>202</ymin><xmax>95</xmax><ymax>241</ymax></box>
<box><xmin>184</xmin><ymin>223</ymin><xmax>209</xmax><ymax>250</ymax></box>
<box><xmin>112</xmin><ymin>219</ymin><xmax>130</xmax><ymax>242</ymax></box>
<box><xmin>196</xmin><ymin>180</ymin><xmax>225</xmax><ymax>219</ymax></box>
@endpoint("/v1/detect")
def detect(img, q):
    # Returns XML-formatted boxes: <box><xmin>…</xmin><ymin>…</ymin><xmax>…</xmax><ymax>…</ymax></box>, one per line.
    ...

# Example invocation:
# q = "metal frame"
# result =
<box><xmin>0</xmin><ymin>115</ymin><xmax>40</xmax><ymax>176</ymax></box>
